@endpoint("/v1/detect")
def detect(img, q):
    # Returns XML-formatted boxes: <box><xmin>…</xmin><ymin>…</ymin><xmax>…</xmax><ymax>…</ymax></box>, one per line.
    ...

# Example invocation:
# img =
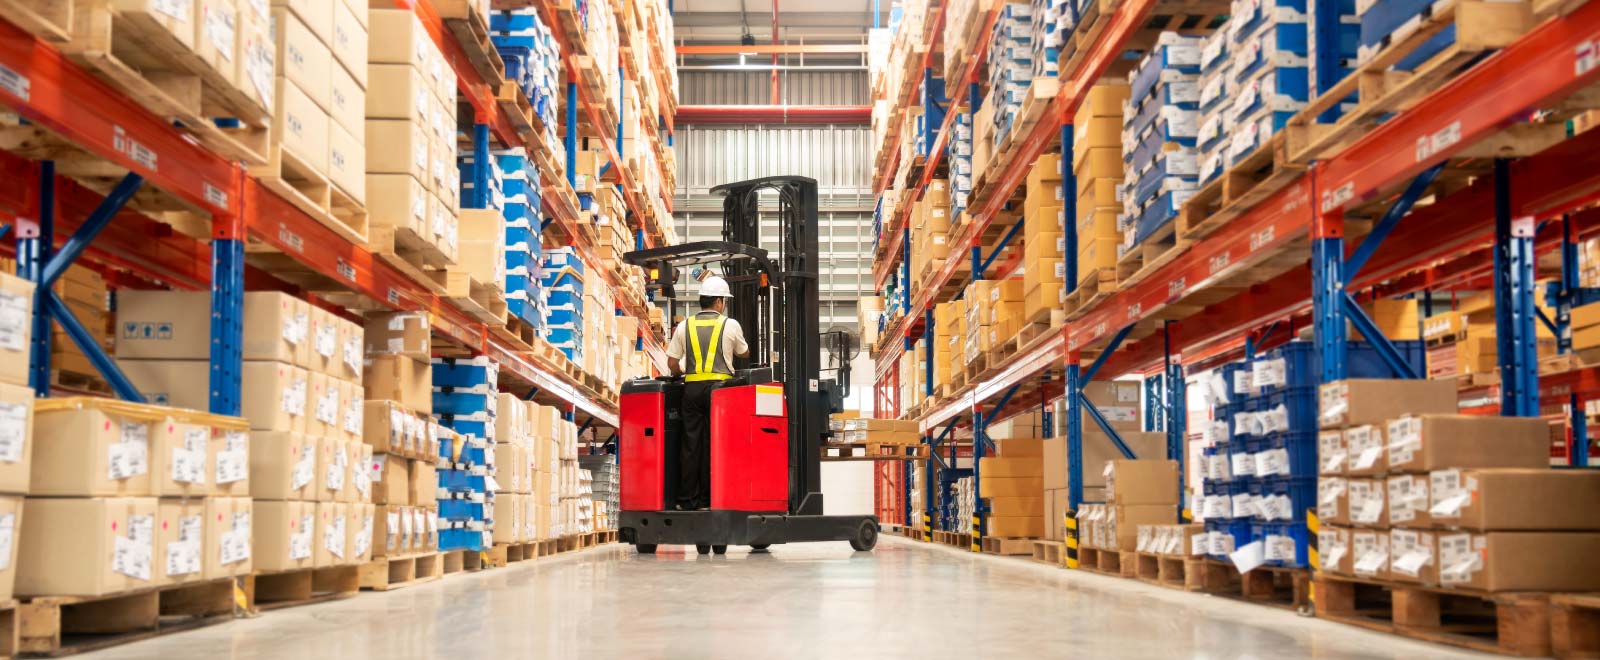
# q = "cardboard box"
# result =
<box><xmin>0</xmin><ymin>273</ymin><xmax>34</xmax><ymax>388</ymax></box>
<box><xmin>365</xmin><ymin>119</ymin><xmax>430</xmax><ymax>182</ymax></box>
<box><xmin>1042</xmin><ymin>431</ymin><xmax>1164</xmax><ymax>492</ymax></box>
<box><xmin>0</xmin><ymin>496</ymin><xmax>17</xmax><ymax>599</ymax></box>
<box><xmin>305</xmin><ymin>371</ymin><xmax>331</xmax><ymax>437</ymax></box>
<box><xmin>253</xmin><ymin>500</ymin><xmax>315</xmax><ymax>571</ymax></box>
<box><xmin>330</xmin><ymin>0</ymin><xmax>367</xmax><ymax>84</ymax></box>
<box><xmin>374</xmin><ymin>504</ymin><xmax>410</xmax><ymax>556</ymax></box>
<box><xmin>1348</xmin><ymin>478</ymin><xmax>1388</xmax><ymax>528</ymax></box>
<box><xmin>328</xmin><ymin>121</ymin><xmax>366</xmax><ymax>203</ymax></box>
<box><xmin>1350</xmin><ymin>529</ymin><xmax>1390</xmax><ymax>579</ymax></box>
<box><xmin>316</xmin><ymin>435</ymin><xmax>349</xmax><ymax>502</ymax></box>
<box><xmin>365</xmin><ymin>174</ymin><xmax>429</xmax><ymax>235</ymax></box>
<box><xmin>372</xmin><ymin>453</ymin><xmax>410</xmax><ymax>505</ymax></box>
<box><xmin>1076</xmin><ymin>83</ymin><xmax>1130</xmax><ymax>121</ymax></box>
<box><xmin>986</xmin><ymin>515</ymin><xmax>1043</xmax><ymax>539</ymax></box>
<box><xmin>1430</xmin><ymin>468</ymin><xmax>1600</xmax><ymax>531</ymax></box>
<box><xmin>157</xmin><ymin>498</ymin><xmax>206</xmax><ymax>585</ymax></box>
<box><xmin>1072</xmin><ymin>116</ymin><xmax>1122</xmax><ymax>156</ymax></box>
<box><xmin>362</xmin><ymin>400</ymin><xmax>421</xmax><ymax>456</ymax></box>
<box><xmin>1318</xmin><ymin>429</ymin><xmax>1346</xmax><ymax>475</ymax></box>
<box><xmin>988</xmin><ymin>495</ymin><xmax>1044</xmax><ymax>518</ymax></box>
<box><xmin>205</xmin><ymin>496</ymin><xmax>253</xmax><ymax>578</ymax></box>
<box><xmin>194</xmin><ymin>0</ymin><xmax>239</xmax><ymax>84</ymax></box>
<box><xmin>1319</xmin><ymin>526</ymin><xmax>1353</xmax><ymax>575</ymax></box>
<box><xmin>1436</xmin><ymin>532</ymin><xmax>1600</xmax><ymax>591</ymax></box>
<box><xmin>346</xmin><ymin>502</ymin><xmax>375</xmax><ymax>564</ymax></box>
<box><xmin>328</xmin><ymin>59</ymin><xmax>364</xmax><ymax>137</ymax></box>
<box><xmin>364</xmin><ymin>355</ymin><xmax>432</xmax><ymax>414</ymax></box>
<box><xmin>1317</xmin><ymin>476</ymin><xmax>1348</xmax><ymax>524</ymax></box>
<box><xmin>1342</xmin><ymin>425</ymin><xmax>1385</xmax><ymax>476</ymax></box>
<box><xmin>1105</xmin><ymin>504</ymin><xmax>1179</xmax><ymax>550</ymax></box>
<box><xmin>1073</xmin><ymin>149</ymin><xmax>1123</xmax><ymax>191</ymax></box>
<box><xmin>212</xmin><ymin>427</ymin><xmax>250</xmax><ymax>496</ymax></box>
<box><xmin>1318</xmin><ymin>379</ymin><xmax>1458</xmax><ymax>429</ymax></box>
<box><xmin>242</xmin><ymin>361</ymin><xmax>308</xmax><ymax>432</ymax></box>
<box><xmin>116</xmin><ymin>291</ymin><xmax>310</xmax><ymax>364</ymax></box>
<box><xmin>235</xmin><ymin>9</ymin><xmax>274</xmax><ymax>114</ymax></box>
<box><xmin>1044</xmin><ymin>488</ymin><xmax>1069</xmax><ymax>541</ymax></box>
<box><xmin>1384</xmin><ymin>414</ymin><xmax>1551</xmax><ymax>473</ymax></box>
<box><xmin>314</xmin><ymin>501</ymin><xmax>348</xmax><ymax>567</ymax></box>
<box><xmin>1388</xmin><ymin>528</ymin><xmax>1438</xmax><ymax>585</ymax></box>
<box><xmin>0</xmin><ymin>382</ymin><xmax>32</xmax><ymax>494</ymax></box>
<box><xmin>1077</xmin><ymin>237</ymin><xmax>1119</xmax><ymax>280</ymax></box>
<box><xmin>410</xmin><ymin>460</ymin><xmax>437</xmax><ymax>506</ymax></box>
<box><xmin>151</xmin><ymin>419</ymin><xmax>213</xmax><ymax>497</ymax></box>
<box><xmin>366</xmin><ymin>64</ymin><xmax>429</xmax><ymax>122</ymax></box>
<box><xmin>364</xmin><ymin>311</ymin><xmax>430</xmax><ymax>360</ymax></box>
<box><xmin>250</xmin><ymin>431</ymin><xmax>317</xmax><ymax>500</ymax></box>
<box><xmin>272</xmin><ymin>0</ymin><xmax>334</xmax><ymax>42</ymax></box>
<box><xmin>1077</xmin><ymin>209</ymin><xmax>1120</xmax><ymax>241</ymax></box>
<box><xmin>32</xmin><ymin>405</ymin><xmax>154</xmax><ymax>496</ymax></box>
<box><xmin>1386</xmin><ymin>473</ymin><xmax>1431</xmax><ymax>529</ymax></box>
<box><xmin>1105</xmin><ymin>460</ymin><xmax>1178</xmax><ymax>505</ymax></box>
<box><xmin>272</xmin><ymin>10</ymin><xmax>332</xmax><ymax>113</ymax></box>
<box><xmin>978</xmin><ymin>476</ymin><xmax>1044</xmax><ymax>498</ymax></box>
<box><xmin>18</xmin><ymin>497</ymin><xmax>159</xmax><ymax>596</ymax></box>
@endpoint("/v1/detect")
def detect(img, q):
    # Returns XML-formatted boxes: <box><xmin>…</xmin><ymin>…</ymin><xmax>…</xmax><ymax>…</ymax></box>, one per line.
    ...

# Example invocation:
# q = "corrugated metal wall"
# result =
<box><xmin>674</xmin><ymin>124</ymin><xmax>872</xmax><ymax>199</ymax></box>
<box><xmin>679</xmin><ymin>70</ymin><xmax>869</xmax><ymax>105</ymax></box>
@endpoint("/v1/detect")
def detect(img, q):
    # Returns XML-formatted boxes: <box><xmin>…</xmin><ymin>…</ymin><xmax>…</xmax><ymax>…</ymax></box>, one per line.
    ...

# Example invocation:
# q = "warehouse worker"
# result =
<box><xmin>665</xmin><ymin>276</ymin><xmax>749</xmax><ymax>511</ymax></box>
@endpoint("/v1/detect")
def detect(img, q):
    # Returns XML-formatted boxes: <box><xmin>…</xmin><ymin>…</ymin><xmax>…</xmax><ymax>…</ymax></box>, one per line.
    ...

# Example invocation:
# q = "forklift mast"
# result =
<box><xmin>711</xmin><ymin>176</ymin><xmax>827</xmax><ymax>516</ymax></box>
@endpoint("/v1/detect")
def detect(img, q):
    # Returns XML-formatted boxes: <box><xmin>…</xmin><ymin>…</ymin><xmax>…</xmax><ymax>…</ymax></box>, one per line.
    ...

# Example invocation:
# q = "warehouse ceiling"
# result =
<box><xmin>672</xmin><ymin>0</ymin><xmax>886</xmax><ymax>44</ymax></box>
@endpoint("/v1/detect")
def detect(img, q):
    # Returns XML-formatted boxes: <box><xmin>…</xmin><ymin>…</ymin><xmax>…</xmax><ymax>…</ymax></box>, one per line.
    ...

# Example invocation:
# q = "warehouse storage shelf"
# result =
<box><xmin>408</xmin><ymin>0</ymin><xmax>672</xmax><ymax>371</ymax></box>
<box><xmin>0</xmin><ymin>13</ymin><xmax>625</xmax><ymax>426</ymax></box>
<box><xmin>881</xmin><ymin>0</ymin><xmax>1600</xmax><ymax>542</ymax></box>
<box><xmin>871</xmin><ymin>0</ymin><xmax>953</xmax><ymax>201</ymax></box>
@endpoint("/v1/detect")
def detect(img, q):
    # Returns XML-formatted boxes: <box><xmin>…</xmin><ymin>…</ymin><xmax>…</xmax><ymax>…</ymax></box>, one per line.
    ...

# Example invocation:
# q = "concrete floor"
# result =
<box><xmin>80</xmin><ymin>536</ymin><xmax>1497</xmax><ymax>660</ymax></box>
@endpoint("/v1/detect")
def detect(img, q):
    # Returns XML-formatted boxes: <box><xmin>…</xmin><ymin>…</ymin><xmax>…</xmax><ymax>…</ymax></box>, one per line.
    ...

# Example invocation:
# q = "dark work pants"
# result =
<box><xmin>679</xmin><ymin>380</ymin><xmax>717</xmax><ymax>508</ymax></box>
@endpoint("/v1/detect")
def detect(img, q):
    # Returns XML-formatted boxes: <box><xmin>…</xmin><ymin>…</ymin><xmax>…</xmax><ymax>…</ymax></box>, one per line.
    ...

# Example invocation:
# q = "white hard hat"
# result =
<box><xmin>700</xmin><ymin>276</ymin><xmax>734</xmax><ymax>298</ymax></box>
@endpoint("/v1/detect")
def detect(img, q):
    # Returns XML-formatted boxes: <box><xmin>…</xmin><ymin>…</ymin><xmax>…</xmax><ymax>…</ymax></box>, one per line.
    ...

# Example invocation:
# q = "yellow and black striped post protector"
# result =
<box><xmin>1063</xmin><ymin>509</ymin><xmax>1079</xmax><ymax>569</ymax></box>
<box><xmin>922</xmin><ymin>512</ymin><xmax>932</xmax><ymax>543</ymax></box>
<box><xmin>970</xmin><ymin>513</ymin><xmax>983</xmax><ymax>552</ymax></box>
<box><xmin>1306</xmin><ymin>510</ymin><xmax>1320</xmax><ymax>607</ymax></box>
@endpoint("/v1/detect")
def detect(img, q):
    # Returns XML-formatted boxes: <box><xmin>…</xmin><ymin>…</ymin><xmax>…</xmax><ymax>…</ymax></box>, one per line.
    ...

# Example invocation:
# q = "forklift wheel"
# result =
<box><xmin>635</xmin><ymin>544</ymin><xmax>657</xmax><ymax>555</ymax></box>
<box><xmin>849</xmin><ymin>520</ymin><xmax>879</xmax><ymax>552</ymax></box>
<box><xmin>749</xmin><ymin>544</ymin><xmax>771</xmax><ymax>552</ymax></box>
<box><xmin>696</xmin><ymin>544</ymin><xmax>712</xmax><ymax>555</ymax></box>
<box><xmin>713</xmin><ymin>545</ymin><xmax>728</xmax><ymax>555</ymax></box>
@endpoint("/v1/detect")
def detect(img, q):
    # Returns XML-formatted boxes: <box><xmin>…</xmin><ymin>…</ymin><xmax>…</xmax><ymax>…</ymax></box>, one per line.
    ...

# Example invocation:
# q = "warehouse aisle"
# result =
<box><xmin>79</xmin><ymin>538</ymin><xmax>1490</xmax><ymax>660</ymax></box>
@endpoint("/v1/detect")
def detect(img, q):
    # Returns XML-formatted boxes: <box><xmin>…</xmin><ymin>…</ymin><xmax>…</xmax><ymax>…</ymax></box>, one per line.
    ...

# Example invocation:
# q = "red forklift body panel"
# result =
<box><xmin>710</xmin><ymin>383</ymin><xmax>789</xmax><ymax>513</ymax></box>
<box><xmin>620</xmin><ymin>386</ymin><xmax>671</xmax><ymax>512</ymax></box>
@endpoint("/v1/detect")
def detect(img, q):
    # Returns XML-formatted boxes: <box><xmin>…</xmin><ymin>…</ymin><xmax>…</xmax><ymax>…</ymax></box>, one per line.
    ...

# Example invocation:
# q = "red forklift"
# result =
<box><xmin>617</xmin><ymin>176</ymin><xmax>879</xmax><ymax>555</ymax></box>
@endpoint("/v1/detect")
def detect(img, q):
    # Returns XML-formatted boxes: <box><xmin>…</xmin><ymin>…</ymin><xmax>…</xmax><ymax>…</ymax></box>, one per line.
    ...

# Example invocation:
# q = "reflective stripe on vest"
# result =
<box><xmin>685</xmin><ymin>313</ymin><xmax>733</xmax><ymax>382</ymax></box>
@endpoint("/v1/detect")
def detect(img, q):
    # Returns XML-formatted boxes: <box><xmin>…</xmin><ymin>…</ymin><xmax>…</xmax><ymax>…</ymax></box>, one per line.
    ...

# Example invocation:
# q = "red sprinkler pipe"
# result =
<box><xmin>676</xmin><ymin>105</ymin><xmax>871</xmax><ymax>124</ymax></box>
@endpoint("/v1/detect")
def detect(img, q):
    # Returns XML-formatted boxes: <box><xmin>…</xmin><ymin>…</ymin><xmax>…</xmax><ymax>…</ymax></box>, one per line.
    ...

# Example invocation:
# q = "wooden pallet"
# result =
<box><xmin>598</xmin><ymin>530</ymin><xmax>618</xmax><ymax>544</ymax></box>
<box><xmin>62</xmin><ymin>1</ymin><xmax>271</xmax><ymax>165</ymax></box>
<box><xmin>1031</xmin><ymin>540</ymin><xmax>1064</xmax><ymax>566</ymax></box>
<box><xmin>0</xmin><ymin>0</ymin><xmax>71</xmax><ymax>41</ymax></box>
<box><xmin>1010</xmin><ymin>321</ymin><xmax>1052</xmax><ymax>354</ymax></box>
<box><xmin>358</xmin><ymin>553</ymin><xmax>443</xmax><ymax>592</ymax></box>
<box><xmin>364</xmin><ymin>225</ymin><xmax>453</xmax><ymax>294</ymax></box>
<box><xmin>1178</xmin><ymin>129</ymin><xmax>1313</xmax><ymax>241</ymax></box>
<box><xmin>495</xmin><ymin>80</ymin><xmax>539</xmax><ymax>142</ymax></box>
<box><xmin>19</xmin><ymin>579</ymin><xmax>236</xmax><ymax>657</ymax></box>
<box><xmin>1115</xmin><ymin>223</ymin><xmax>1190</xmax><ymax>289</ymax></box>
<box><xmin>1289</xmin><ymin>0</ymin><xmax>1540</xmax><ymax>164</ymax></box>
<box><xmin>1188</xmin><ymin>559</ymin><xmax>1311</xmax><ymax>611</ymax></box>
<box><xmin>1132</xmin><ymin>553</ymin><xmax>1203</xmax><ymax>590</ymax></box>
<box><xmin>251</xmin><ymin>143</ymin><xmax>370</xmax><ymax>245</ymax></box>
<box><xmin>440</xmin><ymin>549</ymin><xmax>488</xmax><ymax>575</ymax></box>
<box><xmin>1425</xmin><ymin>330</ymin><xmax>1468</xmax><ymax>348</ymax></box>
<box><xmin>932</xmin><ymin>530</ymin><xmax>975</xmax><ymax>548</ymax></box>
<box><xmin>247</xmin><ymin>565</ymin><xmax>359</xmax><ymax>612</ymax></box>
<box><xmin>1077</xmin><ymin>547</ymin><xmax>1137</xmax><ymax>577</ymax></box>
<box><xmin>430</xmin><ymin>268</ymin><xmax>508</xmax><ymax>326</ymax></box>
<box><xmin>993</xmin><ymin>78</ymin><xmax>1060</xmax><ymax>162</ymax></box>
<box><xmin>1551</xmin><ymin>593</ymin><xmax>1600</xmax><ymax>658</ymax></box>
<box><xmin>487</xmin><ymin>542</ymin><xmax>540</xmax><ymax>566</ymax></box>
<box><xmin>1060</xmin><ymin>0</ymin><xmax>1229</xmax><ymax>83</ymax></box>
<box><xmin>1314</xmin><ymin>573</ymin><xmax>1552</xmax><ymax>657</ymax></box>
<box><xmin>981</xmin><ymin>537</ymin><xmax>1038</xmax><ymax>556</ymax></box>
<box><xmin>435</xmin><ymin>0</ymin><xmax>506</xmax><ymax>85</ymax></box>
<box><xmin>1064</xmin><ymin>268</ymin><xmax>1117</xmax><ymax>319</ymax></box>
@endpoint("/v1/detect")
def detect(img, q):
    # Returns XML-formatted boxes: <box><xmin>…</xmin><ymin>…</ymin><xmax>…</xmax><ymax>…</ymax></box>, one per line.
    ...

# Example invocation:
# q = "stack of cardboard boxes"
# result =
<box><xmin>361</xmin><ymin>311</ymin><xmax>438</xmax><ymax>556</ymax></box>
<box><xmin>115</xmin><ymin>291</ymin><xmax>372</xmax><ymax>571</ymax></box>
<box><xmin>1423</xmin><ymin>293</ymin><xmax>1555</xmax><ymax>383</ymax></box>
<box><xmin>264</xmin><ymin>0</ymin><xmax>369</xmax><ymax>211</ymax></box>
<box><xmin>1315</xmin><ymin>379</ymin><xmax>1600</xmax><ymax>591</ymax></box>
<box><xmin>964</xmin><ymin>279</ymin><xmax>1023</xmax><ymax>370</ymax></box>
<box><xmin>909</xmin><ymin>180</ymin><xmax>953</xmax><ymax>289</ymax></box>
<box><xmin>20</xmin><ymin>398</ymin><xmax>256</xmax><ymax>596</ymax></box>
<box><xmin>939</xmin><ymin>299</ymin><xmax>967</xmax><ymax>388</ymax></box>
<box><xmin>49</xmin><ymin>265</ymin><xmax>112</xmax><ymax>388</ymax></box>
<box><xmin>0</xmin><ymin>275</ymin><xmax>31</xmax><ymax>599</ymax></box>
<box><xmin>1136</xmin><ymin>523</ymin><xmax>1205</xmax><ymax>558</ymax></box>
<box><xmin>1076</xmin><ymin>459</ymin><xmax>1181</xmax><ymax>553</ymax></box>
<box><xmin>1072</xmin><ymin>84</ymin><xmax>1130</xmax><ymax>295</ymax></box>
<box><xmin>978</xmin><ymin>437</ymin><xmax>1046</xmax><ymax>539</ymax></box>
<box><xmin>492</xmin><ymin>394</ymin><xmax>536</xmax><ymax>546</ymax></box>
<box><xmin>367</xmin><ymin>8</ymin><xmax>460</xmax><ymax>263</ymax></box>
<box><xmin>552</xmin><ymin>411</ymin><xmax>580</xmax><ymax>538</ymax></box>
<box><xmin>1042</xmin><ymin>381</ymin><xmax>1166</xmax><ymax>541</ymax></box>
<box><xmin>1021</xmin><ymin>155</ymin><xmax>1065</xmax><ymax>324</ymax></box>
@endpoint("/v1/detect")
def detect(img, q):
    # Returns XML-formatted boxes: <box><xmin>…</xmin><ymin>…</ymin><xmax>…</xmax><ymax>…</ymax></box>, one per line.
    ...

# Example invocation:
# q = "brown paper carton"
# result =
<box><xmin>1384</xmin><ymin>414</ymin><xmax>1551</xmax><ymax>473</ymax></box>
<box><xmin>0</xmin><ymin>382</ymin><xmax>33</xmax><ymax>494</ymax></box>
<box><xmin>986</xmin><ymin>515</ymin><xmax>1043</xmax><ymax>539</ymax></box>
<box><xmin>253</xmin><ymin>500</ymin><xmax>314</xmax><ymax>571</ymax></box>
<box><xmin>157</xmin><ymin>499</ymin><xmax>207</xmax><ymax>585</ymax></box>
<box><xmin>373</xmin><ymin>454</ymin><xmax>410</xmax><ymax>505</ymax></box>
<box><xmin>977</xmin><ymin>476</ymin><xmax>1043</xmax><ymax>498</ymax></box>
<box><xmin>316</xmin><ymin>435</ymin><xmax>350</xmax><ymax>503</ymax></box>
<box><xmin>211</xmin><ymin>428</ymin><xmax>250</xmax><ymax>497</ymax></box>
<box><xmin>1388</xmin><ymin>528</ymin><xmax>1439</xmax><ymax>586</ymax></box>
<box><xmin>364</xmin><ymin>356</ymin><xmax>432</xmax><ymax>414</ymax></box>
<box><xmin>0</xmin><ymin>496</ymin><xmax>18</xmax><ymax>599</ymax></box>
<box><xmin>314</xmin><ymin>501</ymin><xmax>349</xmax><ymax>567</ymax></box>
<box><xmin>364</xmin><ymin>311</ymin><xmax>431</xmax><ymax>360</ymax></box>
<box><xmin>1318</xmin><ymin>379</ymin><xmax>1457</xmax><ymax>429</ymax></box>
<box><xmin>1429</xmin><ymin>468</ymin><xmax>1600</xmax><ymax>531</ymax></box>
<box><xmin>411</xmin><ymin>460</ymin><xmax>437</xmax><ymax>506</ymax></box>
<box><xmin>116</xmin><ymin>291</ymin><xmax>309</xmax><ymax>364</ymax></box>
<box><xmin>346</xmin><ymin>502</ymin><xmax>374</xmax><ymax>565</ymax></box>
<box><xmin>250</xmin><ymin>432</ymin><xmax>317</xmax><ymax>500</ymax></box>
<box><xmin>1318</xmin><ymin>526</ymin><xmax>1353</xmax><ymax>575</ymax></box>
<box><xmin>0</xmin><ymin>273</ymin><xmax>35</xmax><ymax>387</ymax></box>
<box><xmin>242</xmin><ymin>361</ymin><xmax>309</xmax><ymax>433</ymax></box>
<box><xmin>18</xmin><ymin>497</ymin><xmax>158</xmax><ymax>596</ymax></box>
<box><xmin>150</xmin><ymin>419</ymin><xmax>212</xmax><ymax>497</ymax></box>
<box><xmin>987</xmin><ymin>496</ymin><xmax>1044</xmax><ymax>517</ymax></box>
<box><xmin>1318</xmin><ymin>476</ymin><xmax>1349</xmax><ymax>525</ymax></box>
<box><xmin>979</xmin><ymin>457</ymin><xmax>1042</xmax><ymax>479</ymax></box>
<box><xmin>1348</xmin><ymin>478</ymin><xmax>1388</xmax><ymax>528</ymax></box>
<box><xmin>32</xmin><ymin>407</ymin><xmax>153</xmax><ymax>496</ymax></box>
<box><xmin>1105</xmin><ymin>460</ymin><xmax>1178</xmax><ymax>505</ymax></box>
<box><xmin>204</xmin><ymin>497</ymin><xmax>253</xmax><ymax>579</ymax></box>
<box><xmin>374</xmin><ymin>505</ymin><xmax>408</xmax><ymax>557</ymax></box>
<box><xmin>1350</xmin><ymin>528</ymin><xmax>1391</xmax><ymax>580</ymax></box>
<box><xmin>1437</xmin><ymin>532</ymin><xmax>1600</xmax><ymax>591</ymax></box>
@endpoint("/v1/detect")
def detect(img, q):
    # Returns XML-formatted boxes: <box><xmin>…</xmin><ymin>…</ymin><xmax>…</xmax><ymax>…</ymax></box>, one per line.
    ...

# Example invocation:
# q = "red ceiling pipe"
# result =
<box><xmin>676</xmin><ymin>105</ymin><xmax>872</xmax><ymax>124</ymax></box>
<box><xmin>771</xmin><ymin>0</ymin><xmax>781</xmax><ymax>105</ymax></box>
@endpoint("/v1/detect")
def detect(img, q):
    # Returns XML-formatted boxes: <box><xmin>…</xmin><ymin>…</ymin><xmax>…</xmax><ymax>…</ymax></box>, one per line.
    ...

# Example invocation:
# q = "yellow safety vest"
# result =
<box><xmin>685</xmin><ymin>313</ymin><xmax>734</xmax><ymax>382</ymax></box>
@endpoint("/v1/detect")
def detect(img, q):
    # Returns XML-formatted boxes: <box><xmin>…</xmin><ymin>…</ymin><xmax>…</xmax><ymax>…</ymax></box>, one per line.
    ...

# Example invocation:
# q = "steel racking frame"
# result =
<box><xmin>874</xmin><ymin>0</ymin><xmax>1600</xmax><ymax>542</ymax></box>
<box><xmin>0</xmin><ymin>0</ymin><xmax>679</xmax><ymax>428</ymax></box>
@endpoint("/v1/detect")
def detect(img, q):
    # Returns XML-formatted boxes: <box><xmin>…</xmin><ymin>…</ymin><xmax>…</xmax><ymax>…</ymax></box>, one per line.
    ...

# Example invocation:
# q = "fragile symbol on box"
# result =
<box><xmin>123</xmin><ymin>321</ymin><xmax>174</xmax><ymax>341</ymax></box>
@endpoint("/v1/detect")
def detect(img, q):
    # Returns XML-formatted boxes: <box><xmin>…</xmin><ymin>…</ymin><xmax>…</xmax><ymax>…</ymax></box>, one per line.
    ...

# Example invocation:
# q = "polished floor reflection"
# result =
<box><xmin>78</xmin><ymin>536</ymin><xmax>1494</xmax><ymax>659</ymax></box>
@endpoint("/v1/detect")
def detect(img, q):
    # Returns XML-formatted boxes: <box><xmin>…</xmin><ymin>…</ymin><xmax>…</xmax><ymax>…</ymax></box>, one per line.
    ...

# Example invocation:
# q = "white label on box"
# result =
<box><xmin>0</xmin><ymin>291</ymin><xmax>25</xmax><ymax>352</ymax></box>
<box><xmin>1352</xmin><ymin>445</ymin><xmax>1383</xmax><ymax>471</ymax></box>
<box><xmin>292</xmin><ymin>444</ymin><xmax>314</xmax><ymax>490</ymax></box>
<box><xmin>384</xmin><ymin>511</ymin><xmax>400</xmax><ymax>551</ymax></box>
<box><xmin>1393</xmin><ymin>547</ymin><xmax>1430</xmax><ymax>577</ymax></box>
<box><xmin>247</xmin><ymin>40</ymin><xmax>273</xmax><ymax>107</ymax></box>
<box><xmin>167</xmin><ymin>515</ymin><xmax>203</xmax><ymax>576</ymax></box>
<box><xmin>1430</xmin><ymin>491</ymin><xmax>1471</xmax><ymax>518</ymax></box>
<box><xmin>1354</xmin><ymin>549</ymin><xmax>1387</xmax><ymax>576</ymax></box>
<box><xmin>1437</xmin><ymin>533</ymin><xmax>1481</xmax><ymax>585</ymax></box>
<box><xmin>317</xmin><ymin>388</ymin><xmax>339</xmax><ymax>425</ymax></box>
<box><xmin>344</xmin><ymin>337</ymin><xmax>362</xmax><ymax>372</ymax></box>
<box><xmin>344</xmin><ymin>402</ymin><xmax>362</xmax><ymax>435</ymax></box>
<box><xmin>1251</xmin><ymin>357</ymin><xmax>1286</xmax><ymax>389</ymax></box>
<box><xmin>356</xmin><ymin>514</ymin><xmax>372</xmax><ymax>557</ymax></box>
<box><xmin>290</xmin><ymin>515</ymin><xmax>312</xmax><ymax>560</ymax></box>
<box><xmin>217</xmin><ymin>431</ymin><xmax>247</xmax><ymax>484</ymax></box>
<box><xmin>1387</xmin><ymin>416</ymin><xmax>1422</xmax><ymax>466</ymax></box>
<box><xmin>111</xmin><ymin>422</ymin><xmax>150</xmax><ymax>480</ymax></box>
<box><xmin>154</xmin><ymin>0</ymin><xmax>191</xmax><ymax>21</ymax></box>
<box><xmin>1319</xmin><ymin>382</ymin><xmax>1349</xmax><ymax>426</ymax></box>
<box><xmin>0</xmin><ymin>402</ymin><xmax>26</xmax><ymax>463</ymax></box>
<box><xmin>0</xmin><ymin>513</ymin><xmax>12</xmax><ymax>570</ymax></box>
<box><xmin>1355</xmin><ymin>497</ymin><xmax>1384</xmax><ymax>524</ymax></box>
<box><xmin>326</xmin><ymin>447</ymin><xmax>347</xmax><ymax>492</ymax></box>
<box><xmin>1233</xmin><ymin>370</ymin><xmax>1253</xmax><ymax>395</ymax></box>
<box><xmin>325</xmin><ymin>515</ymin><xmax>345</xmax><ymax>558</ymax></box>
<box><xmin>1231</xmin><ymin>452</ymin><xmax>1256</xmax><ymax>477</ymax></box>
<box><xmin>206</xmin><ymin>5</ymin><xmax>235</xmax><ymax>62</ymax></box>
<box><xmin>284</xmin><ymin>376</ymin><xmax>307</xmax><ymax>416</ymax></box>
<box><xmin>115</xmin><ymin>515</ymin><xmax>154</xmax><ymax>581</ymax></box>
<box><xmin>1260</xmin><ymin>405</ymin><xmax>1289</xmax><ymax>434</ymax></box>
<box><xmin>316</xmin><ymin>323</ymin><xmax>336</xmax><ymax>358</ymax></box>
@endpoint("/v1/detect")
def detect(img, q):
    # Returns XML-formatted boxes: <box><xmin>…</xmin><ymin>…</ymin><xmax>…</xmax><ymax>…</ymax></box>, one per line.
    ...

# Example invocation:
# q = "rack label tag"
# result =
<box><xmin>113</xmin><ymin>126</ymin><xmax>157</xmax><ymax>171</ymax></box>
<box><xmin>203</xmin><ymin>183</ymin><xmax>228</xmax><ymax>211</ymax></box>
<box><xmin>0</xmin><ymin>64</ymin><xmax>28</xmax><ymax>101</ymax></box>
